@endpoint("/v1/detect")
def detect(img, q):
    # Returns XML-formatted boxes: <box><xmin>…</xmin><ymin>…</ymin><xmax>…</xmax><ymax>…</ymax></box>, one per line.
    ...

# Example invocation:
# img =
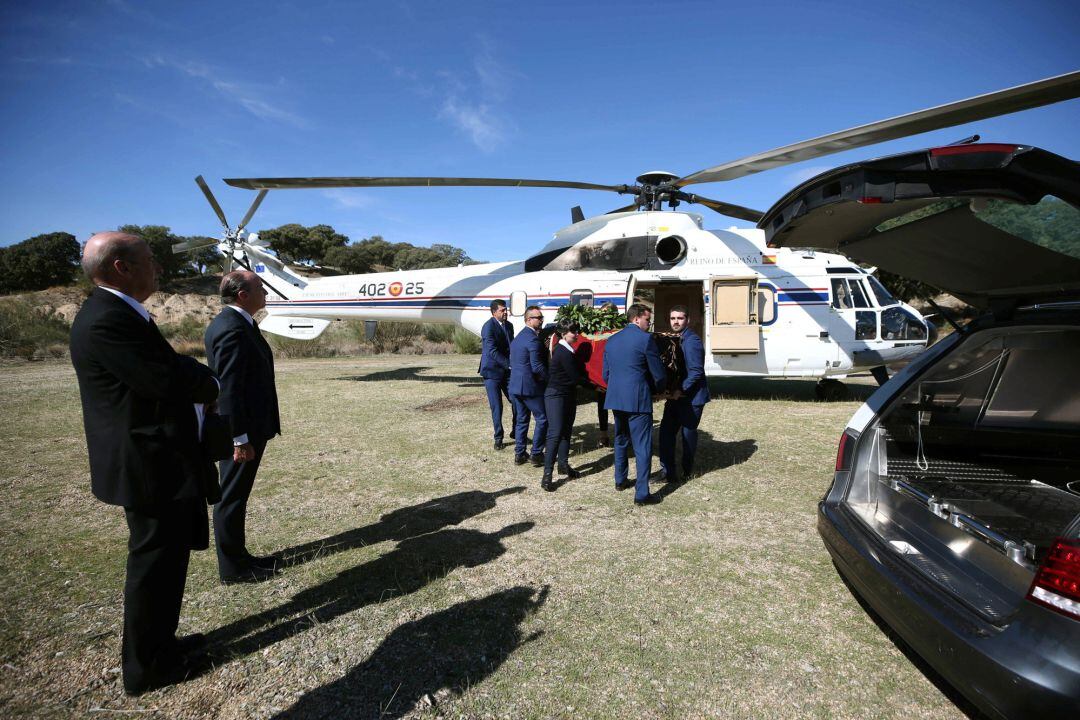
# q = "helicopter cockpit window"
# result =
<box><xmin>569</xmin><ymin>291</ymin><xmax>594</xmax><ymax>308</ymax></box>
<box><xmin>866</xmin><ymin>275</ymin><xmax>899</xmax><ymax>307</ymax></box>
<box><xmin>849</xmin><ymin>280</ymin><xmax>871</xmax><ymax>308</ymax></box>
<box><xmin>831</xmin><ymin>278</ymin><xmax>853</xmax><ymax>309</ymax></box>
<box><xmin>856</xmin><ymin>311</ymin><xmax>877</xmax><ymax>340</ymax></box>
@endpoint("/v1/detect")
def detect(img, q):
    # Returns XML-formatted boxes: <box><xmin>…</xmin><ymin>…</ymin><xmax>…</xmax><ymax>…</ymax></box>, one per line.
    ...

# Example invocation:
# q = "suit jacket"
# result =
<box><xmin>602</xmin><ymin>323</ymin><xmax>667</xmax><ymax>413</ymax></box>
<box><xmin>507</xmin><ymin>327</ymin><xmax>547</xmax><ymax>397</ymax></box>
<box><xmin>678</xmin><ymin>328</ymin><xmax>710</xmax><ymax>406</ymax></box>
<box><xmin>204</xmin><ymin>307</ymin><xmax>281</xmax><ymax>444</ymax></box>
<box><xmin>544</xmin><ymin>342</ymin><xmax>582</xmax><ymax>397</ymax></box>
<box><xmin>70</xmin><ymin>288</ymin><xmax>219</xmax><ymax>508</ymax></box>
<box><xmin>478</xmin><ymin>317</ymin><xmax>514</xmax><ymax>379</ymax></box>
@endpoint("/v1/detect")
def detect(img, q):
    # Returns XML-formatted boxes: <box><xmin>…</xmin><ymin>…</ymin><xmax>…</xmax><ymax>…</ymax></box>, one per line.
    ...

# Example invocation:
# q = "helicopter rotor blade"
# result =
<box><xmin>171</xmin><ymin>237</ymin><xmax>221</xmax><ymax>255</ymax></box>
<box><xmin>224</xmin><ymin>176</ymin><xmax>630</xmax><ymax>193</ymax></box>
<box><xmin>195</xmin><ymin>175</ymin><xmax>231</xmax><ymax>231</ymax></box>
<box><xmin>606</xmin><ymin>203</ymin><xmax>638</xmax><ymax>214</ymax></box>
<box><xmin>677</xmin><ymin>70</ymin><xmax>1080</xmax><ymax>187</ymax></box>
<box><xmin>236</xmin><ymin>189</ymin><xmax>268</xmax><ymax>231</ymax></box>
<box><xmin>683</xmin><ymin>194</ymin><xmax>764</xmax><ymax>222</ymax></box>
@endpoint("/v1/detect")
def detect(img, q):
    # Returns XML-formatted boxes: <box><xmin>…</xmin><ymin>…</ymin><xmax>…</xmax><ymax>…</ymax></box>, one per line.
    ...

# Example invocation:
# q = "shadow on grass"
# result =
<box><xmin>206</xmin><ymin>522</ymin><xmax>534</xmax><ymax>660</ymax></box>
<box><xmin>270</xmin><ymin>585</ymin><xmax>549</xmax><ymax>719</ymax></box>
<box><xmin>708</xmin><ymin>377</ymin><xmax>878</xmax><ymax>403</ymax></box>
<box><xmin>835</xmin><ymin>569</ymin><xmax>990</xmax><ymax>720</ymax></box>
<box><xmin>569</xmin><ymin>429</ymin><xmax>756</xmax><ymax>497</ymax></box>
<box><xmin>335</xmin><ymin>366</ymin><xmax>483</xmax><ymax>386</ymax></box>
<box><xmin>274</xmin><ymin>487</ymin><xmax>526</xmax><ymax>570</ymax></box>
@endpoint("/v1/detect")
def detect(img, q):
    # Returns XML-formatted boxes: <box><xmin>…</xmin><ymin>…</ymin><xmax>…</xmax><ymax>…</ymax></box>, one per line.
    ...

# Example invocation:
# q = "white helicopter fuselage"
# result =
<box><xmin>246</xmin><ymin>210</ymin><xmax>930</xmax><ymax>379</ymax></box>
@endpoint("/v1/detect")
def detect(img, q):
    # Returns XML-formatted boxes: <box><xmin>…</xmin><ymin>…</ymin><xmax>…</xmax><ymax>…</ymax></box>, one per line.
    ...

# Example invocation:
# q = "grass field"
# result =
<box><xmin>0</xmin><ymin>355</ymin><xmax>968</xmax><ymax>719</ymax></box>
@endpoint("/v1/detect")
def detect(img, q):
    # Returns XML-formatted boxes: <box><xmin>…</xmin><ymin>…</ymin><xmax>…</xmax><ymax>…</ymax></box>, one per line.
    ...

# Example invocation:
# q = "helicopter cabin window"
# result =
<box><xmin>569</xmin><ymin>291</ymin><xmax>594</xmax><ymax>308</ymax></box>
<box><xmin>757</xmin><ymin>285</ymin><xmax>776</xmax><ymax>325</ymax></box>
<box><xmin>709</xmin><ymin>277</ymin><xmax>760</xmax><ymax>354</ymax></box>
<box><xmin>509</xmin><ymin>291</ymin><xmax>528</xmax><ymax>317</ymax></box>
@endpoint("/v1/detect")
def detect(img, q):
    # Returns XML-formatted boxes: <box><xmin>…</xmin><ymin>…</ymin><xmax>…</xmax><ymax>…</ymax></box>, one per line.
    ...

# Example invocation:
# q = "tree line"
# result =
<box><xmin>0</xmin><ymin>224</ymin><xmax>477</xmax><ymax>295</ymax></box>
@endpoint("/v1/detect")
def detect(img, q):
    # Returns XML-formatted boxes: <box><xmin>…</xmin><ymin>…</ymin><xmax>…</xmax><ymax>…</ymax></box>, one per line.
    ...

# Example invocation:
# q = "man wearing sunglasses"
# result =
<box><xmin>508</xmin><ymin>305</ymin><xmax>549</xmax><ymax>466</ymax></box>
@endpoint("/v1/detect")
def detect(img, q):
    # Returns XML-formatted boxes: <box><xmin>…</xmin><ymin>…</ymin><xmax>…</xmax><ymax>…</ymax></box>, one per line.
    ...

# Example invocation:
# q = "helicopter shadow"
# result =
<box><xmin>335</xmin><ymin>365</ymin><xmax>483</xmax><ymax>386</ymax></box>
<box><xmin>269</xmin><ymin>585</ymin><xmax>549</xmax><ymax>720</ymax></box>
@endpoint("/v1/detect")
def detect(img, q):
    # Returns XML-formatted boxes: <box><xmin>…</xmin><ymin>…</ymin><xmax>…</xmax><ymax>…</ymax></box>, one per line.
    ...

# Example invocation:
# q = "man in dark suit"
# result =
<box><xmin>658</xmin><ymin>305</ymin><xmax>711</xmax><ymax>483</ymax></box>
<box><xmin>508</xmin><ymin>305</ymin><xmax>548</xmax><ymax>466</ymax></box>
<box><xmin>70</xmin><ymin>232</ymin><xmax>219</xmax><ymax>695</ymax></box>
<box><xmin>478</xmin><ymin>299</ymin><xmax>516</xmax><ymax>450</ymax></box>
<box><xmin>204</xmin><ymin>270</ymin><xmax>282</xmax><ymax>584</ymax></box>
<box><xmin>542</xmin><ymin>319</ymin><xmax>584</xmax><ymax>491</ymax></box>
<box><xmin>602</xmin><ymin>303</ymin><xmax>667</xmax><ymax>505</ymax></box>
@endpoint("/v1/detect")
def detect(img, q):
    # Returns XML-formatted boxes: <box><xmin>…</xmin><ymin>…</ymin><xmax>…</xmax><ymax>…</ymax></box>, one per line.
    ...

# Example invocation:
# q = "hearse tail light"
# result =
<box><xmin>1027</xmin><ymin>538</ymin><xmax>1080</xmax><ymax>621</ymax></box>
<box><xmin>858</xmin><ymin>197</ymin><xmax>883</xmax><ymax>204</ymax></box>
<box><xmin>835</xmin><ymin>429</ymin><xmax>859</xmax><ymax>472</ymax></box>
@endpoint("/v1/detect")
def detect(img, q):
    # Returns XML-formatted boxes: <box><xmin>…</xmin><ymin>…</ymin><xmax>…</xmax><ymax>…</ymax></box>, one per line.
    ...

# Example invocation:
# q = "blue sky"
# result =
<box><xmin>1</xmin><ymin>0</ymin><xmax>1077</xmax><ymax>262</ymax></box>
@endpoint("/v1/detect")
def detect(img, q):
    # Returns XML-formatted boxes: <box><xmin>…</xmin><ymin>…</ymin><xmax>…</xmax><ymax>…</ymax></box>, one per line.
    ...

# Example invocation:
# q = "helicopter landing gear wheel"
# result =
<box><xmin>815</xmin><ymin>379</ymin><xmax>850</xmax><ymax>402</ymax></box>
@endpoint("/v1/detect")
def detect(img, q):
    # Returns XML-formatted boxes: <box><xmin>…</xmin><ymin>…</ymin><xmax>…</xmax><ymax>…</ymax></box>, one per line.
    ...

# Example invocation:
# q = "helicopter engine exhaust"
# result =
<box><xmin>655</xmin><ymin>234</ymin><xmax>687</xmax><ymax>264</ymax></box>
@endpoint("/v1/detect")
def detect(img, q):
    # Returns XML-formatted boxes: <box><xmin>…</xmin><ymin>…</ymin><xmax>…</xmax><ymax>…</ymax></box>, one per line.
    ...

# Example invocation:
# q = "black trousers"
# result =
<box><xmin>543</xmin><ymin>393</ymin><xmax>577</xmax><ymax>474</ymax></box>
<box><xmin>214</xmin><ymin>437</ymin><xmax>268</xmax><ymax>576</ymax></box>
<box><xmin>122</xmin><ymin>498</ymin><xmax>206</xmax><ymax>692</ymax></box>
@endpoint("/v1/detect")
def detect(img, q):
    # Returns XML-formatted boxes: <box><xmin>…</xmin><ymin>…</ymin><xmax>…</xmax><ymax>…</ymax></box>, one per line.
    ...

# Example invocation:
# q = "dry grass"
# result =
<box><xmin>0</xmin><ymin>356</ymin><xmax>966</xmax><ymax>719</ymax></box>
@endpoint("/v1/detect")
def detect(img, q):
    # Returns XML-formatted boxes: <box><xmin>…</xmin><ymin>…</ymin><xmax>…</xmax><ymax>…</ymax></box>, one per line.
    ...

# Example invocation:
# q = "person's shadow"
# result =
<box><xmin>205</xmin><ymin>522</ymin><xmax>534</xmax><ymax>660</ymax></box>
<box><xmin>336</xmin><ymin>366</ymin><xmax>483</xmax><ymax>387</ymax></box>
<box><xmin>274</xmin><ymin>487</ymin><xmax>526</xmax><ymax>569</ymax></box>
<box><xmin>270</xmin><ymin>585</ymin><xmax>550</xmax><ymax>719</ymax></box>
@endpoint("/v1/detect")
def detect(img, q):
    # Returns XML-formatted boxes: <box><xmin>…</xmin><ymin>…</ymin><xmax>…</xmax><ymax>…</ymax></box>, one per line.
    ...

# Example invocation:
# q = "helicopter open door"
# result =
<box><xmin>708</xmin><ymin>276</ymin><xmax>762</xmax><ymax>354</ymax></box>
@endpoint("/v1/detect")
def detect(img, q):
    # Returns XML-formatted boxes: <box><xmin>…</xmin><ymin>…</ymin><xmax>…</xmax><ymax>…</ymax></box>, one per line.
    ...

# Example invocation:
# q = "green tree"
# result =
<box><xmin>260</xmin><ymin>223</ymin><xmax>349</xmax><ymax>264</ymax></box>
<box><xmin>0</xmin><ymin>232</ymin><xmax>80</xmax><ymax>294</ymax></box>
<box><xmin>117</xmin><ymin>224</ymin><xmax>195</xmax><ymax>282</ymax></box>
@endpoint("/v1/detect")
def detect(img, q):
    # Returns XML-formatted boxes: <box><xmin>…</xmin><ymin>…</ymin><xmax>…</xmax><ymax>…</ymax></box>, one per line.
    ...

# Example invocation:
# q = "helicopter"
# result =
<box><xmin>174</xmin><ymin>71</ymin><xmax>1080</xmax><ymax>398</ymax></box>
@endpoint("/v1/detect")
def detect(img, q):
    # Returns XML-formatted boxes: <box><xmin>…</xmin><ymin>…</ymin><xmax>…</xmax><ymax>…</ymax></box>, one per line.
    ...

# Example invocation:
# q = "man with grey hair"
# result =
<box><xmin>70</xmin><ymin>232</ymin><xmax>219</xmax><ymax>695</ymax></box>
<box><xmin>204</xmin><ymin>269</ymin><xmax>281</xmax><ymax>584</ymax></box>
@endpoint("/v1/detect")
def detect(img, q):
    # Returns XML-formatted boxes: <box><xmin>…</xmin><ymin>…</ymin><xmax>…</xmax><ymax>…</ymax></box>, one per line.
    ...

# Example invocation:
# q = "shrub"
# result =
<box><xmin>452</xmin><ymin>327</ymin><xmax>481</xmax><ymax>354</ymax></box>
<box><xmin>266</xmin><ymin>334</ymin><xmax>338</xmax><ymax>358</ymax></box>
<box><xmin>0</xmin><ymin>300</ymin><xmax>71</xmax><ymax>359</ymax></box>
<box><xmin>422</xmin><ymin>324</ymin><xmax>455</xmax><ymax>343</ymax></box>
<box><xmin>157</xmin><ymin>315</ymin><xmax>209</xmax><ymax>343</ymax></box>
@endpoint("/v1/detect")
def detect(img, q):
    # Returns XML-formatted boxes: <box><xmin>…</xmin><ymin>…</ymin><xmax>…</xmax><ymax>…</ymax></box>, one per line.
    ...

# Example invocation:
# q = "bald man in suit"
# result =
<box><xmin>70</xmin><ymin>232</ymin><xmax>219</xmax><ymax>695</ymax></box>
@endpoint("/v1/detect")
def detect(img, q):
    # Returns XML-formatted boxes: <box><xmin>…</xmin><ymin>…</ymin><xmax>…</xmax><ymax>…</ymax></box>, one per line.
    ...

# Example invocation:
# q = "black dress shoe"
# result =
<box><xmin>634</xmin><ymin>494</ymin><xmax>662</xmax><ymax>506</ymax></box>
<box><xmin>541</xmin><ymin>473</ymin><xmax>554</xmax><ymax>492</ymax></box>
<box><xmin>559</xmin><ymin>466</ymin><xmax>581</xmax><ymax>479</ymax></box>
<box><xmin>598</xmin><ymin>435</ymin><xmax>611</xmax><ymax>448</ymax></box>
<box><xmin>246</xmin><ymin>554</ymin><xmax>281</xmax><ymax>571</ymax></box>
<box><xmin>124</xmin><ymin>656</ymin><xmax>195</xmax><ymax>696</ymax></box>
<box><xmin>174</xmin><ymin>633</ymin><xmax>206</xmax><ymax>657</ymax></box>
<box><xmin>530</xmin><ymin>453</ymin><xmax>544</xmax><ymax>467</ymax></box>
<box><xmin>494</xmin><ymin>440</ymin><xmax>505</xmax><ymax>450</ymax></box>
<box><xmin>221</xmin><ymin>565</ymin><xmax>277</xmax><ymax>585</ymax></box>
<box><xmin>615</xmin><ymin>481</ymin><xmax>632</xmax><ymax>491</ymax></box>
<box><xmin>514</xmin><ymin>453</ymin><xmax>528</xmax><ymax>465</ymax></box>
